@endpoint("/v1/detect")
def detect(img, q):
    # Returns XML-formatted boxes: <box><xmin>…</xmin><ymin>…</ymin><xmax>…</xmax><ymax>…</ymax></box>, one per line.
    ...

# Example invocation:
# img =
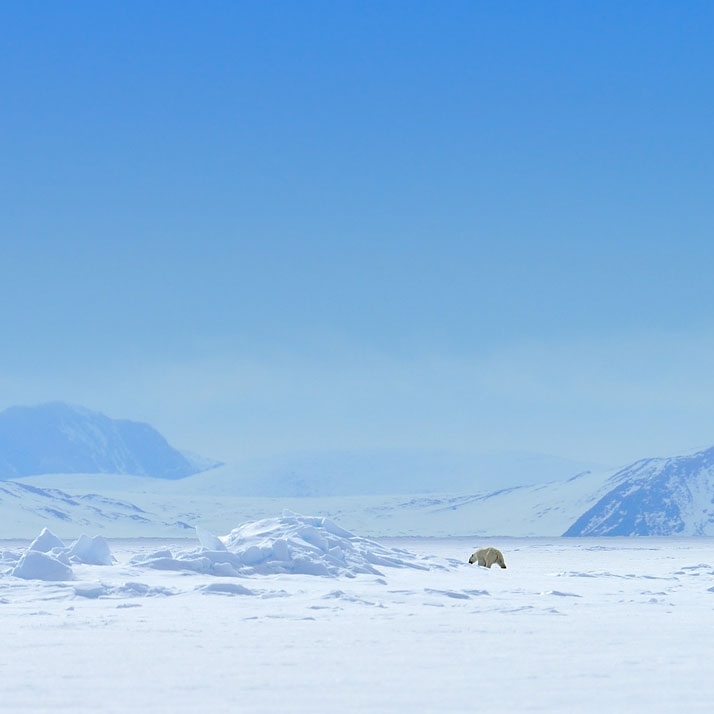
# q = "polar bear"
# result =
<box><xmin>469</xmin><ymin>547</ymin><xmax>507</xmax><ymax>569</ymax></box>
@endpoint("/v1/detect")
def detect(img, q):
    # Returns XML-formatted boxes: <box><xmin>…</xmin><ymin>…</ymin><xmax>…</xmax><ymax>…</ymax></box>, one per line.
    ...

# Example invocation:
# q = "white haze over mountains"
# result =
<box><xmin>200</xmin><ymin>448</ymin><xmax>601</xmax><ymax>496</ymax></box>
<box><xmin>0</xmin><ymin>402</ymin><xmax>595</xmax><ymax>491</ymax></box>
<box><xmin>3</xmin><ymin>403</ymin><xmax>714</xmax><ymax>538</ymax></box>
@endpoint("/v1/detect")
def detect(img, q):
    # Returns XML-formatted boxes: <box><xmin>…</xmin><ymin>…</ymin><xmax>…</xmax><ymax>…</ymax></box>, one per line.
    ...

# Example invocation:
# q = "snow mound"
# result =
<box><xmin>127</xmin><ymin>514</ymin><xmax>445</xmax><ymax>579</ymax></box>
<box><xmin>219</xmin><ymin>511</ymin><xmax>435</xmax><ymax>577</ymax></box>
<box><xmin>130</xmin><ymin>513</ymin><xmax>440</xmax><ymax>578</ymax></box>
<box><xmin>12</xmin><ymin>551</ymin><xmax>75</xmax><ymax>581</ymax></box>
<box><xmin>28</xmin><ymin>528</ymin><xmax>66</xmax><ymax>553</ymax></box>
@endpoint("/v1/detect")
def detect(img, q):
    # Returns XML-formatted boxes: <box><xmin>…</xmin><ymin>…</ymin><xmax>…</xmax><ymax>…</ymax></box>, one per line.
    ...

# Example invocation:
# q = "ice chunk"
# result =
<box><xmin>424</xmin><ymin>588</ymin><xmax>471</xmax><ymax>600</ymax></box>
<box><xmin>298</xmin><ymin>526</ymin><xmax>328</xmax><ymax>551</ymax></box>
<box><xmin>199</xmin><ymin>550</ymin><xmax>242</xmax><ymax>567</ymax></box>
<box><xmin>197</xmin><ymin>583</ymin><xmax>254</xmax><ymax>596</ymax></box>
<box><xmin>49</xmin><ymin>547</ymin><xmax>72</xmax><ymax>565</ymax></box>
<box><xmin>272</xmin><ymin>538</ymin><xmax>290</xmax><ymax>562</ymax></box>
<box><xmin>12</xmin><ymin>551</ymin><xmax>74</xmax><ymax>581</ymax></box>
<box><xmin>67</xmin><ymin>534</ymin><xmax>114</xmax><ymax>565</ymax></box>
<box><xmin>541</xmin><ymin>590</ymin><xmax>582</xmax><ymax>598</ymax></box>
<box><xmin>196</xmin><ymin>525</ymin><xmax>227</xmax><ymax>552</ymax></box>
<box><xmin>116</xmin><ymin>582</ymin><xmax>175</xmax><ymax>597</ymax></box>
<box><xmin>211</xmin><ymin>562</ymin><xmax>240</xmax><ymax>577</ymax></box>
<box><xmin>291</xmin><ymin>555</ymin><xmax>330</xmax><ymax>576</ymax></box>
<box><xmin>74</xmin><ymin>582</ymin><xmax>107</xmax><ymax>599</ymax></box>
<box><xmin>0</xmin><ymin>549</ymin><xmax>21</xmax><ymax>564</ymax></box>
<box><xmin>129</xmin><ymin>549</ymin><xmax>173</xmax><ymax>564</ymax></box>
<box><xmin>28</xmin><ymin>528</ymin><xmax>65</xmax><ymax>553</ymax></box>
<box><xmin>239</xmin><ymin>545</ymin><xmax>269</xmax><ymax>565</ymax></box>
<box><xmin>141</xmin><ymin>556</ymin><xmax>212</xmax><ymax>574</ymax></box>
<box><xmin>322</xmin><ymin>519</ymin><xmax>354</xmax><ymax>538</ymax></box>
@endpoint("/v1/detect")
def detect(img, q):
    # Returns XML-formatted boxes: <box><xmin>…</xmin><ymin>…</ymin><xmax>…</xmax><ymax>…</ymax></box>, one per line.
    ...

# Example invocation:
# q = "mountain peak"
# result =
<box><xmin>0</xmin><ymin>402</ymin><xmax>220</xmax><ymax>480</ymax></box>
<box><xmin>563</xmin><ymin>445</ymin><xmax>714</xmax><ymax>536</ymax></box>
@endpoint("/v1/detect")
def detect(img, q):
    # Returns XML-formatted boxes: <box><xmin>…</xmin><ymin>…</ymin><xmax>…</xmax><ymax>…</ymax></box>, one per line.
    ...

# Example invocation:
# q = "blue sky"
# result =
<box><xmin>1</xmin><ymin>2</ymin><xmax>713</xmax><ymax>467</ymax></box>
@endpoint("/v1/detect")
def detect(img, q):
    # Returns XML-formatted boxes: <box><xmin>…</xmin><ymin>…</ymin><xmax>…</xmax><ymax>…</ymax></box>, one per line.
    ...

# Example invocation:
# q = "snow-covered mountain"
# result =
<box><xmin>564</xmin><ymin>446</ymin><xmax>714</xmax><ymax>536</ymax></box>
<box><xmin>5</xmin><ymin>467</ymin><xmax>615</xmax><ymax>539</ymax></box>
<box><xmin>5</xmin><ymin>429</ymin><xmax>714</xmax><ymax>537</ymax></box>
<box><xmin>0</xmin><ymin>479</ymin><xmax>194</xmax><ymax>537</ymax></box>
<box><xmin>0</xmin><ymin>402</ymin><xmax>220</xmax><ymax>480</ymax></box>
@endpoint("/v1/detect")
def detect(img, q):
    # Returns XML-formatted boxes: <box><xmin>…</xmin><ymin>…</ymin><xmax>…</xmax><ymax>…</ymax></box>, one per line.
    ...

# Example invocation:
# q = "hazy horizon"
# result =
<box><xmin>3</xmin><ymin>2</ymin><xmax>714</xmax><ymax>474</ymax></box>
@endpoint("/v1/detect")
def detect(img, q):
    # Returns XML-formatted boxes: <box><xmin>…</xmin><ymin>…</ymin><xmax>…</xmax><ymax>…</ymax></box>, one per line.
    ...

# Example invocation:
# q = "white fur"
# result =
<box><xmin>468</xmin><ymin>547</ymin><xmax>507</xmax><ymax>569</ymax></box>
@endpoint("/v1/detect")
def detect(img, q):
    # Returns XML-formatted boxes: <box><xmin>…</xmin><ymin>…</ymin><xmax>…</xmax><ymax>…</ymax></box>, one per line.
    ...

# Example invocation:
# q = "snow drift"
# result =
<box><xmin>220</xmin><ymin>511</ymin><xmax>436</xmax><ymax>576</ymax></box>
<box><xmin>132</xmin><ymin>512</ymin><xmax>445</xmax><ymax>578</ymax></box>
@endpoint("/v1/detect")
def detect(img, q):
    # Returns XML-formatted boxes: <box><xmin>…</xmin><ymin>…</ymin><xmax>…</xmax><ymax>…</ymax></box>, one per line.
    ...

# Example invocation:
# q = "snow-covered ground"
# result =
<box><xmin>2</xmin><ymin>516</ymin><xmax>714</xmax><ymax>712</ymax></box>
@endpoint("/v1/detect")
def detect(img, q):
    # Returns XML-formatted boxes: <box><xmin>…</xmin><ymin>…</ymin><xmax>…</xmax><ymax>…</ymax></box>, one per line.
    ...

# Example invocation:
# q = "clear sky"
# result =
<box><xmin>1</xmin><ymin>1</ymin><xmax>713</xmax><ymax>468</ymax></box>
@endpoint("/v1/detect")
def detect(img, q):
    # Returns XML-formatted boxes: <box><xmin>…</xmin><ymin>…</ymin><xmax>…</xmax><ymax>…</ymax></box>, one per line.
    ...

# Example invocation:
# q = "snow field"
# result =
<box><xmin>1</xmin><ymin>527</ymin><xmax>714</xmax><ymax>712</ymax></box>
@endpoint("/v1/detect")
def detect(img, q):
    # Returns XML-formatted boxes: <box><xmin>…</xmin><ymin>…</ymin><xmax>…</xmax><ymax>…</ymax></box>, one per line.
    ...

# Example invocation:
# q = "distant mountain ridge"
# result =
<box><xmin>0</xmin><ymin>402</ymin><xmax>220</xmax><ymax>480</ymax></box>
<box><xmin>4</xmin><ymin>441</ymin><xmax>714</xmax><ymax>537</ymax></box>
<box><xmin>564</xmin><ymin>446</ymin><xmax>714</xmax><ymax>536</ymax></box>
<box><xmin>0</xmin><ymin>479</ymin><xmax>194</xmax><ymax>537</ymax></box>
